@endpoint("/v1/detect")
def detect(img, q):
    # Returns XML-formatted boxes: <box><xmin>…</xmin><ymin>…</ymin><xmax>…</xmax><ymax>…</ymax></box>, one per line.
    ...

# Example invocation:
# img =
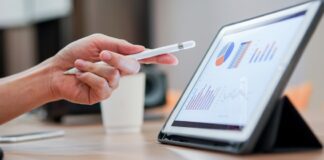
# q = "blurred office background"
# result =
<box><xmin>0</xmin><ymin>0</ymin><xmax>323</xmax><ymax>114</ymax></box>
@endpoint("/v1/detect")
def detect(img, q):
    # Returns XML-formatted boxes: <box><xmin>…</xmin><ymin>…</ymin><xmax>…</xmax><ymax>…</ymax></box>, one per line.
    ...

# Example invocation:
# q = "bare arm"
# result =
<box><xmin>0</xmin><ymin>34</ymin><xmax>178</xmax><ymax>124</ymax></box>
<box><xmin>0</xmin><ymin>59</ymin><xmax>57</xmax><ymax>124</ymax></box>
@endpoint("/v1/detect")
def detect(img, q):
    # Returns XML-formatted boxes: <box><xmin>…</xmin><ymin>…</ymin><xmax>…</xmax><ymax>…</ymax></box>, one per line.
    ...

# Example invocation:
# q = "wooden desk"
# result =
<box><xmin>1</xmin><ymin>107</ymin><xmax>324</xmax><ymax>160</ymax></box>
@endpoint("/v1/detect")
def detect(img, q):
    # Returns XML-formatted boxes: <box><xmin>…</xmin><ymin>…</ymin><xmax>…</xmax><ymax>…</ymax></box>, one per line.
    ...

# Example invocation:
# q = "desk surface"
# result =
<box><xmin>1</xmin><ymin>107</ymin><xmax>324</xmax><ymax>160</ymax></box>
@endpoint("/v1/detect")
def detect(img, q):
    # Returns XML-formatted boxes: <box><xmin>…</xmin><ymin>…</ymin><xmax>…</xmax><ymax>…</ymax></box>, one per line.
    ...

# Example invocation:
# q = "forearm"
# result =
<box><xmin>0</xmin><ymin>59</ymin><xmax>57</xmax><ymax>124</ymax></box>
<box><xmin>0</xmin><ymin>34</ymin><xmax>178</xmax><ymax>124</ymax></box>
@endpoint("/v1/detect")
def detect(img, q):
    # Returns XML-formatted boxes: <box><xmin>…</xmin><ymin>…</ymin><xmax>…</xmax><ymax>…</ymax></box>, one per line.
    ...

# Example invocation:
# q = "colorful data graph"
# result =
<box><xmin>249</xmin><ymin>41</ymin><xmax>277</xmax><ymax>63</ymax></box>
<box><xmin>185</xmin><ymin>85</ymin><xmax>219</xmax><ymax>110</ymax></box>
<box><xmin>228</xmin><ymin>41</ymin><xmax>252</xmax><ymax>69</ymax></box>
<box><xmin>215</xmin><ymin>42</ymin><xmax>235</xmax><ymax>66</ymax></box>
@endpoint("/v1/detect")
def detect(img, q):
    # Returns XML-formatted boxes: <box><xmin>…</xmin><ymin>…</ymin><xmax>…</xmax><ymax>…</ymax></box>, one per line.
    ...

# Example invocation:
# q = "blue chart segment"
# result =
<box><xmin>228</xmin><ymin>41</ymin><xmax>252</xmax><ymax>69</ymax></box>
<box><xmin>215</xmin><ymin>42</ymin><xmax>235</xmax><ymax>66</ymax></box>
<box><xmin>186</xmin><ymin>86</ymin><xmax>219</xmax><ymax>110</ymax></box>
<box><xmin>249</xmin><ymin>41</ymin><xmax>277</xmax><ymax>63</ymax></box>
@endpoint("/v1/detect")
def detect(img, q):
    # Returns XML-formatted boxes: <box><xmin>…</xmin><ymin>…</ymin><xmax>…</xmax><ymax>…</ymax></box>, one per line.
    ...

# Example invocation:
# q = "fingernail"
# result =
<box><xmin>173</xmin><ymin>59</ymin><xmax>179</xmax><ymax>65</ymax></box>
<box><xmin>158</xmin><ymin>56</ymin><xmax>179</xmax><ymax>65</ymax></box>
<box><xmin>101</xmin><ymin>51</ymin><xmax>112</xmax><ymax>61</ymax></box>
<box><xmin>75</xmin><ymin>59</ymin><xmax>85</xmax><ymax>67</ymax></box>
<box><xmin>135</xmin><ymin>45</ymin><xmax>146</xmax><ymax>52</ymax></box>
<box><xmin>136</xmin><ymin>45</ymin><xmax>145</xmax><ymax>48</ymax></box>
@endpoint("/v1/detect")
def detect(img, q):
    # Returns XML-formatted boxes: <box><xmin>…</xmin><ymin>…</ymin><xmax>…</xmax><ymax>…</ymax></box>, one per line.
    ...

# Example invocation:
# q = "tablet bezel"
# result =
<box><xmin>160</xmin><ymin>0</ymin><xmax>323</xmax><ymax>144</ymax></box>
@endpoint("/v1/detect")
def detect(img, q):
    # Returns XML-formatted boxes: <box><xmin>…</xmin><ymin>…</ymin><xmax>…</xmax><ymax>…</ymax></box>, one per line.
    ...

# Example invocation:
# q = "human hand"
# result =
<box><xmin>46</xmin><ymin>34</ymin><xmax>178</xmax><ymax>105</ymax></box>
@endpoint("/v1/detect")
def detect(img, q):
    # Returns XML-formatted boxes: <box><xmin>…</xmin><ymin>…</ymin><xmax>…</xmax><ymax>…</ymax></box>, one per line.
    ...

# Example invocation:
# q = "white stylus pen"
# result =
<box><xmin>64</xmin><ymin>40</ymin><xmax>196</xmax><ymax>75</ymax></box>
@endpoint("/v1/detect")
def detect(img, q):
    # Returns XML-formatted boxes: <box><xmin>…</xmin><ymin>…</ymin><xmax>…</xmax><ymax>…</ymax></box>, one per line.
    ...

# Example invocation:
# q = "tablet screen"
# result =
<box><xmin>172</xmin><ymin>11</ymin><xmax>307</xmax><ymax>131</ymax></box>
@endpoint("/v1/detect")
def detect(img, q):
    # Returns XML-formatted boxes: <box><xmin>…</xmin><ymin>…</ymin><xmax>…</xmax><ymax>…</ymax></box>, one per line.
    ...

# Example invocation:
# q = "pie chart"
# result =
<box><xmin>215</xmin><ymin>42</ymin><xmax>234</xmax><ymax>66</ymax></box>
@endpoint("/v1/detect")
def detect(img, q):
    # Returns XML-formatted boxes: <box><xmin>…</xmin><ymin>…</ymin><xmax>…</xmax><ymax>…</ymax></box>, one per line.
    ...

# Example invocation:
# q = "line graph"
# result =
<box><xmin>185</xmin><ymin>79</ymin><xmax>249</xmax><ymax>111</ymax></box>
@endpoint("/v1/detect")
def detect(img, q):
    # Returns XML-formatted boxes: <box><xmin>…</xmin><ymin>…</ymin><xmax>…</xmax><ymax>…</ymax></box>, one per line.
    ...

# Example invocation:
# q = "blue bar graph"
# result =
<box><xmin>186</xmin><ymin>86</ymin><xmax>219</xmax><ymax>110</ymax></box>
<box><xmin>228</xmin><ymin>41</ymin><xmax>252</xmax><ymax>69</ymax></box>
<box><xmin>249</xmin><ymin>41</ymin><xmax>277</xmax><ymax>63</ymax></box>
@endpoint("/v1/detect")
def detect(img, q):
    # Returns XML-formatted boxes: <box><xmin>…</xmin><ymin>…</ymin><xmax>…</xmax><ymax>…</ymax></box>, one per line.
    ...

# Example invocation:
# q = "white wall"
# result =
<box><xmin>0</xmin><ymin>0</ymin><xmax>72</xmax><ymax>75</ymax></box>
<box><xmin>0</xmin><ymin>0</ymin><xmax>71</xmax><ymax>28</ymax></box>
<box><xmin>151</xmin><ymin>0</ymin><xmax>324</xmax><ymax>108</ymax></box>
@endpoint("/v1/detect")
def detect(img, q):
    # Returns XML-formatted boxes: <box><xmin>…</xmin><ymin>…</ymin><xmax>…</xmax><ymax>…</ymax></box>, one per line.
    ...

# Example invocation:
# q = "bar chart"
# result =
<box><xmin>228</xmin><ymin>41</ymin><xmax>252</xmax><ymax>69</ymax></box>
<box><xmin>185</xmin><ymin>85</ymin><xmax>219</xmax><ymax>110</ymax></box>
<box><xmin>249</xmin><ymin>41</ymin><xmax>277</xmax><ymax>63</ymax></box>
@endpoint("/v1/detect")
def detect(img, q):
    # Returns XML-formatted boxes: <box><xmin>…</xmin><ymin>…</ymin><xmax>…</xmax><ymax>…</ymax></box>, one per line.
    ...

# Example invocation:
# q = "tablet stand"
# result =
<box><xmin>0</xmin><ymin>147</ymin><xmax>3</xmax><ymax>160</ymax></box>
<box><xmin>254</xmin><ymin>96</ymin><xmax>322</xmax><ymax>153</ymax></box>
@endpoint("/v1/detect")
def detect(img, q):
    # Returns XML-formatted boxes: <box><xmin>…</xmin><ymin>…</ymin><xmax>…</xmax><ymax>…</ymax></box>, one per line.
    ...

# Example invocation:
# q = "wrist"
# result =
<box><xmin>0</xmin><ymin>57</ymin><xmax>61</xmax><ymax>123</ymax></box>
<box><xmin>32</xmin><ymin>57</ymin><xmax>62</xmax><ymax>103</ymax></box>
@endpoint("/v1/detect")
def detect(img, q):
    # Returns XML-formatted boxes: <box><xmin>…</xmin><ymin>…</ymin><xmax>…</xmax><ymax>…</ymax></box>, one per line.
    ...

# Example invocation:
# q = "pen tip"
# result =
<box><xmin>64</xmin><ymin>71</ymin><xmax>73</xmax><ymax>75</ymax></box>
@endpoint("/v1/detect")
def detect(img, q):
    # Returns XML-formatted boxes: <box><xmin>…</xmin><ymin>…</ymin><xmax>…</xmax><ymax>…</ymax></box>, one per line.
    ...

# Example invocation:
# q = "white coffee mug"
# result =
<box><xmin>101</xmin><ymin>73</ymin><xmax>145</xmax><ymax>133</ymax></box>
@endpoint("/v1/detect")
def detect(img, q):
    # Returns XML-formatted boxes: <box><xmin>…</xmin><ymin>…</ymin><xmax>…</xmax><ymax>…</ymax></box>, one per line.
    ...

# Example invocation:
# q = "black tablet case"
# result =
<box><xmin>158</xmin><ymin>96</ymin><xmax>322</xmax><ymax>154</ymax></box>
<box><xmin>254</xmin><ymin>96</ymin><xmax>322</xmax><ymax>152</ymax></box>
<box><xmin>0</xmin><ymin>147</ymin><xmax>3</xmax><ymax>160</ymax></box>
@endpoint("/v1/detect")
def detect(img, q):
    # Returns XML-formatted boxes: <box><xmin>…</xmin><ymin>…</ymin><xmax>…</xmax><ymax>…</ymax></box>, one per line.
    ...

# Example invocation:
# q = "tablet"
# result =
<box><xmin>158</xmin><ymin>0</ymin><xmax>323</xmax><ymax>154</ymax></box>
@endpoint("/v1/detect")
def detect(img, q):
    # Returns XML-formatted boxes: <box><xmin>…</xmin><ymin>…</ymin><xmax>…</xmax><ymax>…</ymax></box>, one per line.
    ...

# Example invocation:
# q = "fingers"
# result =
<box><xmin>74</xmin><ymin>59</ymin><xmax>120</xmax><ymax>89</ymax></box>
<box><xmin>89</xmin><ymin>33</ymin><xmax>145</xmax><ymax>55</ymax></box>
<box><xmin>100</xmin><ymin>50</ymin><xmax>141</xmax><ymax>75</ymax></box>
<box><xmin>139</xmin><ymin>54</ymin><xmax>179</xmax><ymax>65</ymax></box>
<box><xmin>76</xmin><ymin>72</ymin><xmax>112</xmax><ymax>102</ymax></box>
<box><xmin>74</xmin><ymin>49</ymin><xmax>140</xmax><ymax>91</ymax></box>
